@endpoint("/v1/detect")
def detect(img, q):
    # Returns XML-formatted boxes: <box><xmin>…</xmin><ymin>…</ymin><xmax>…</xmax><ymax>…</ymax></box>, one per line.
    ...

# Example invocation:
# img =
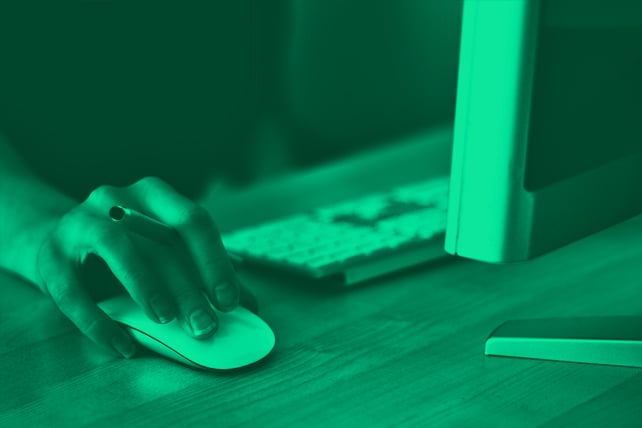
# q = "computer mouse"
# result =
<box><xmin>98</xmin><ymin>294</ymin><xmax>275</xmax><ymax>370</ymax></box>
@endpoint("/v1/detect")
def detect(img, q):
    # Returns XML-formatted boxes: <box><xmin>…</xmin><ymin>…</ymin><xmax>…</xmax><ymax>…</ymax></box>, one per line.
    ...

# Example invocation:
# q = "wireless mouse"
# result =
<box><xmin>98</xmin><ymin>294</ymin><xmax>275</xmax><ymax>370</ymax></box>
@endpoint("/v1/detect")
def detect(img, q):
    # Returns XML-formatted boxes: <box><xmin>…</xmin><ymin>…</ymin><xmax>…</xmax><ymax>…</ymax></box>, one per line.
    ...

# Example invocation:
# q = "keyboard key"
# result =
<box><xmin>220</xmin><ymin>176</ymin><xmax>449</xmax><ymax>282</ymax></box>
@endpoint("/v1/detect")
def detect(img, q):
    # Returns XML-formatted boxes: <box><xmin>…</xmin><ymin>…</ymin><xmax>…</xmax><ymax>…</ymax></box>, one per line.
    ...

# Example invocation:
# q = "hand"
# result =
<box><xmin>37</xmin><ymin>177</ymin><xmax>243</xmax><ymax>358</ymax></box>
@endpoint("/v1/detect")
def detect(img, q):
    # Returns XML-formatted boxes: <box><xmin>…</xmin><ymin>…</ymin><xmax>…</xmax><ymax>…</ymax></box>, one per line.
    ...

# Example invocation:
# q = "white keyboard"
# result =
<box><xmin>222</xmin><ymin>176</ymin><xmax>449</xmax><ymax>285</ymax></box>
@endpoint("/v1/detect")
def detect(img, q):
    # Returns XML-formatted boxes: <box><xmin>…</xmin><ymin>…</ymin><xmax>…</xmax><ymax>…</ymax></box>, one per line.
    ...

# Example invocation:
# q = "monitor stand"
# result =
<box><xmin>485</xmin><ymin>316</ymin><xmax>642</xmax><ymax>368</ymax></box>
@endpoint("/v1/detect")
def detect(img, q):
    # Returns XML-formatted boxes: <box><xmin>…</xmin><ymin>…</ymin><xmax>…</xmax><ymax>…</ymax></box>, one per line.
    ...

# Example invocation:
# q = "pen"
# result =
<box><xmin>109</xmin><ymin>205</ymin><xmax>242</xmax><ymax>264</ymax></box>
<box><xmin>109</xmin><ymin>205</ymin><xmax>178</xmax><ymax>244</ymax></box>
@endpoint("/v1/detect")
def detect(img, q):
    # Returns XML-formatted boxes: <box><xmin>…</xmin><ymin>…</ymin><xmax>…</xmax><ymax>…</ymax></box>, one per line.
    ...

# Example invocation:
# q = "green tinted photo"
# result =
<box><xmin>1</xmin><ymin>1</ymin><xmax>641</xmax><ymax>426</ymax></box>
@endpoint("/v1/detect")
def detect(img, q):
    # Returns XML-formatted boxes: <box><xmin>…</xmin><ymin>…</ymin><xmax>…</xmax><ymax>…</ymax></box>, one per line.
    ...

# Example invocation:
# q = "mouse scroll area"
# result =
<box><xmin>98</xmin><ymin>294</ymin><xmax>275</xmax><ymax>370</ymax></box>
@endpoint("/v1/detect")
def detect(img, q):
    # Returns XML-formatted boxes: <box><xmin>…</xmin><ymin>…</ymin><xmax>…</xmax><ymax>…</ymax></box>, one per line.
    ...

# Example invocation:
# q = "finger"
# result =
<box><xmin>162</xmin><ymin>253</ymin><xmax>220</xmax><ymax>339</ymax></box>
<box><xmin>96</xmin><ymin>222</ymin><xmax>220</xmax><ymax>339</ymax></box>
<box><xmin>132</xmin><ymin>177</ymin><xmax>240</xmax><ymax>311</ymax></box>
<box><xmin>39</xmin><ymin>242</ymin><xmax>136</xmax><ymax>358</ymax></box>
<box><xmin>80</xmin><ymin>186</ymin><xmax>176</xmax><ymax>322</ymax></box>
<box><xmin>84</xmin><ymin>215</ymin><xmax>177</xmax><ymax>324</ymax></box>
<box><xmin>85</xmin><ymin>184</ymin><xmax>129</xmax><ymax>211</ymax></box>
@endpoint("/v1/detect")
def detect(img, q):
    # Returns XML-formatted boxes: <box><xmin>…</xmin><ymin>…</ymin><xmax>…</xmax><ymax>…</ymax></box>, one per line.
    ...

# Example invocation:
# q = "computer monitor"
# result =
<box><xmin>445</xmin><ymin>0</ymin><xmax>642</xmax><ymax>367</ymax></box>
<box><xmin>445</xmin><ymin>0</ymin><xmax>642</xmax><ymax>263</ymax></box>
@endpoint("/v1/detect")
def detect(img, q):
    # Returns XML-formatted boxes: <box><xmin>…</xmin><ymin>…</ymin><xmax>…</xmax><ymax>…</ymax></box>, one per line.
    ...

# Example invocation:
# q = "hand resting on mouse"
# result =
<box><xmin>0</xmin><ymin>138</ymin><xmax>252</xmax><ymax>360</ymax></box>
<box><xmin>99</xmin><ymin>294</ymin><xmax>274</xmax><ymax>369</ymax></box>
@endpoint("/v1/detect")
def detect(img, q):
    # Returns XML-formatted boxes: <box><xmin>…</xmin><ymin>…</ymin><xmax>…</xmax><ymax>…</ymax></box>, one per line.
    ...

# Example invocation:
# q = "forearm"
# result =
<box><xmin>0</xmin><ymin>134</ymin><xmax>76</xmax><ymax>287</ymax></box>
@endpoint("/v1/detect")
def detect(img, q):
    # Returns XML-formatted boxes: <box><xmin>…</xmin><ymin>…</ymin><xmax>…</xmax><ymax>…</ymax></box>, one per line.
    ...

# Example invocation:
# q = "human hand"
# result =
<box><xmin>36</xmin><ymin>177</ymin><xmax>243</xmax><ymax>358</ymax></box>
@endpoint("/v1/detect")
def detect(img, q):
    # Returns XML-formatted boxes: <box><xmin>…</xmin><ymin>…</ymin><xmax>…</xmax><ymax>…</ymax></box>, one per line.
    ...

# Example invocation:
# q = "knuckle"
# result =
<box><xmin>134</xmin><ymin>176</ymin><xmax>165</xmax><ymax>190</ymax></box>
<box><xmin>180</xmin><ymin>204</ymin><xmax>211</xmax><ymax>229</ymax></box>
<box><xmin>173</xmin><ymin>287</ymin><xmax>206</xmax><ymax>307</ymax></box>
<box><xmin>86</xmin><ymin>185</ymin><xmax>119</xmax><ymax>205</ymax></box>
<box><xmin>57</xmin><ymin>209</ymin><xmax>85</xmax><ymax>234</ymax></box>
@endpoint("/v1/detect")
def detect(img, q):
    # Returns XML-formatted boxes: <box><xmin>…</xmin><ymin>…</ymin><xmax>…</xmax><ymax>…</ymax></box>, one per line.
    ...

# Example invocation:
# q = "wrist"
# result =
<box><xmin>1</xmin><ymin>183</ymin><xmax>76</xmax><ymax>289</ymax></box>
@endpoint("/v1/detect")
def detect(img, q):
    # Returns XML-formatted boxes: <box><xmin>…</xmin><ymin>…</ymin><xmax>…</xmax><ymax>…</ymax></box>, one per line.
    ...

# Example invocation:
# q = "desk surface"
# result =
<box><xmin>2</xmin><ymin>126</ymin><xmax>642</xmax><ymax>427</ymax></box>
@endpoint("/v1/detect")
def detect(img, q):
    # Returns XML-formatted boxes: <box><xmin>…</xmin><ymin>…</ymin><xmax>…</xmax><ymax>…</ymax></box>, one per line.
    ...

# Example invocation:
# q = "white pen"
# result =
<box><xmin>109</xmin><ymin>205</ymin><xmax>178</xmax><ymax>244</ymax></box>
<box><xmin>109</xmin><ymin>205</ymin><xmax>242</xmax><ymax>264</ymax></box>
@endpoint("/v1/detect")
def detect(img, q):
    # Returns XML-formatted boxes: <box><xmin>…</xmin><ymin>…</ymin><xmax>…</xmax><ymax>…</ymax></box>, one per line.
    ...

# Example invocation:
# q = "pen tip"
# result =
<box><xmin>109</xmin><ymin>206</ymin><xmax>126</xmax><ymax>221</ymax></box>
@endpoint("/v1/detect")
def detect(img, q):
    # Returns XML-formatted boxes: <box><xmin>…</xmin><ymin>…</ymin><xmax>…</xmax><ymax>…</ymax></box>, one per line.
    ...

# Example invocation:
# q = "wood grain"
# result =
<box><xmin>2</xmin><ymin>127</ymin><xmax>641</xmax><ymax>426</ymax></box>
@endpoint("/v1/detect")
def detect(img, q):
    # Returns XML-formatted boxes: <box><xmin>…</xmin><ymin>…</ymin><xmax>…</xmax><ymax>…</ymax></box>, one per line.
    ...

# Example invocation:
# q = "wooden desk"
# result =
<box><xmin>2</xmin><ymin>126</ymin><xmax>642</xmax><ymax>426</ymax></box>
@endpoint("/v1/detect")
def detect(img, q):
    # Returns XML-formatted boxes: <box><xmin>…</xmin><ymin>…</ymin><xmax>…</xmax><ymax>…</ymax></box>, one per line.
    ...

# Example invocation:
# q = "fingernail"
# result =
<box><xmin>112</xmin><ymin>333</ymin><xmax>136</xmax><ymax>359</ymax></box>
<box><xmin>150</xmin><ymin>295</ymin><xmax>174</xmax><ymax>323</ymax></box>
<box><xmin>189</xmin><ymin>309</ymin><xmax>217</xmax><ymax>336</ymax></box>
<box><xmin>215</xmin><ymin>284</ymin><xmax>239</xmax><ymax>311</ymax></box>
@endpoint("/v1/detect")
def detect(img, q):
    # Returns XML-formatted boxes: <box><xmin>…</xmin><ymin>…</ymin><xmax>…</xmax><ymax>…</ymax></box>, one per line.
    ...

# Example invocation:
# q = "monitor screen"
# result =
<box><xmin>526</xmin><ymin>1</ymin><xmax>642</xmax><ymax>190</ymax></box>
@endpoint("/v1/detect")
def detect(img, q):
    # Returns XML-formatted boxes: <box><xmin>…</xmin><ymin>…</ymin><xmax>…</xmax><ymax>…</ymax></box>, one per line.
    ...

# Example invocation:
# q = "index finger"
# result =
<box><xmin>131</xmin><ymin>177</ymin><xmax>240</xmax><ymax>311</ymax></box>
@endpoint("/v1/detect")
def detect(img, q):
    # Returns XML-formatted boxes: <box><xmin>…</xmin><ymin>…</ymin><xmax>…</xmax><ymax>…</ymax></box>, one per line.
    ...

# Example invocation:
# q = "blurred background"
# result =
<box><xmin>256</xmin><ymin>0</ymin><xmax>462</xmax><ymax>178</ymax></box>
<box><xmin>0</xmin><ymin>1</ymin><xmax>463</xmax><ymax>198</ymax></box>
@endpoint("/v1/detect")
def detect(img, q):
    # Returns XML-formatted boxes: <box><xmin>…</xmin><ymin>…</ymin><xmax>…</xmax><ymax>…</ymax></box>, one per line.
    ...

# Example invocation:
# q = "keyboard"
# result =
<box><xmin>222</xmin><ymin>176</ymin><xmax>449</xmax><ymax>285</ymax></box>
